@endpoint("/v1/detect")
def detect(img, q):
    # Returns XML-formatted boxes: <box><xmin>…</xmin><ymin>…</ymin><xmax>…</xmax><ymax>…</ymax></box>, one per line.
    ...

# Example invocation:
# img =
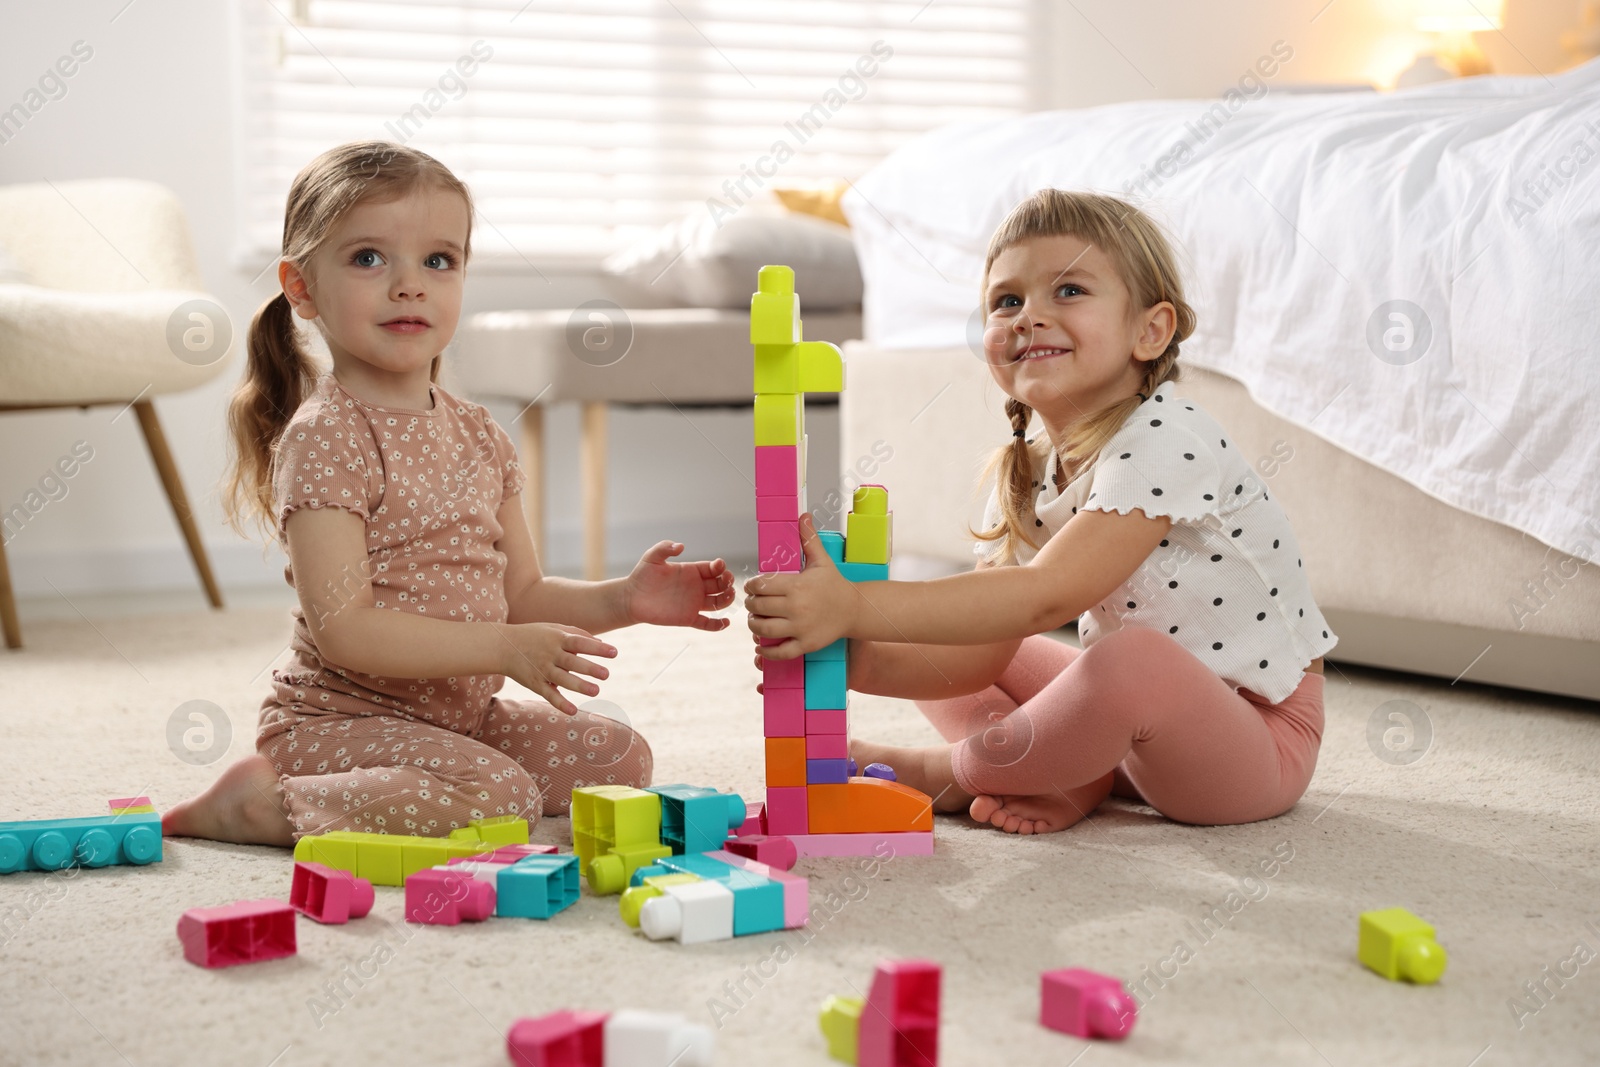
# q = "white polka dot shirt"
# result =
<box><xmin>978</xmin><ymin>380</ymin><xmax>1338</xmax><ymax>703</ymax></box>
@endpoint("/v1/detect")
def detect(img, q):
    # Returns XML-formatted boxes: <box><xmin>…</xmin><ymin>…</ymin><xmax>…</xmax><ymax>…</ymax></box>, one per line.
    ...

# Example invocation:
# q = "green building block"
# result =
<box><xmin>795</xmin><ymin>340</ymin><xmax>844</xmax><ymax>393</ymax></box>
<box><xmin>292</xmin><ymin>816</ymin><xmax>527</xmax><ymax>887</ymax></box>
<box><xmin>754</xmin><ymin>392</ymin><xmax>803</xmax><ymax>446</ymax></box>
<box><xmin>571</xmin><ymin>785</ymin><xmax>671</xmax><ymax>893</ymax></box>
<box><xmin>845</xmin><ymin>513</ymin><xmax>891</xmax><ymax>565</ymax></box>
<box><xmin>754</xmin><ymin>344</ymin><xmax>800</xmax><ymax>394</ymax></box>
<box><xmin>1359</xmin><ymin>907</ymin><xmax>1448</xmax><ymax>984</ymax></box>
<box><xmin>819</xmin><ymin>994</ymin><xmax>864</xmax><ymax>1064</ymax></box>
<box><xmin>751</xmin><ymin>266</ymin><xmax>802</xmax><ymax>345</ymax></box>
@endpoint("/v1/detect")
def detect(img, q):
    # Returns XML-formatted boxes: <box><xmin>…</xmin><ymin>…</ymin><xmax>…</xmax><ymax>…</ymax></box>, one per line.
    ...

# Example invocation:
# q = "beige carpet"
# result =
<box><xmin>2</xmin><ymin>585</ymin><xmax>1598</xmax><ymax>1067</ymax></box>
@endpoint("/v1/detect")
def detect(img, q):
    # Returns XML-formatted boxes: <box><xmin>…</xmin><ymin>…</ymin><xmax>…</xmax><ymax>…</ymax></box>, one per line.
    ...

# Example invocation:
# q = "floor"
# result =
<box><xmin>1</xmin><ymin>581</ymin><xmax>1597</xmax><ymax>1066</ymax></box>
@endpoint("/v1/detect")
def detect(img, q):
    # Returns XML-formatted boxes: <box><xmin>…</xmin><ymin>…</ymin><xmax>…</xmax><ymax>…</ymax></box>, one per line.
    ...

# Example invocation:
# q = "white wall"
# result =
<box><xmin>0</xmin><ymin>0</ymin><xmax>1581</xmax><ymax>604</ymax></box>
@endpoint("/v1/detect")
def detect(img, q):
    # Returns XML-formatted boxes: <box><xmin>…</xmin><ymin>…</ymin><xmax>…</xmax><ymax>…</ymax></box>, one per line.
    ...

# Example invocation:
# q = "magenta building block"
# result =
<box><xmin>757</xmin><ymin>520</ymin><xmax>803</xmax><ymax>572</ymax></box>
<box><xmin>790</xmin><ymin>832</ymin><xmax>934</xmax><ymax>858</ymax></box>
<box><xmin>709</xmin><ymin>849</ymin><xmax>808</xmax><ymax>928</ymax></box>
<box><xmin>177</xmin><ymin>899</ymin><xmax>297</xmax><ymax>968</ymax></box>
<box><xmin>405</xmin><ymin>867</ymin><xmax>495</xmax><ymax>925</ymax></box>
<box><xmin>807</xmin><ymin>707</ymin><xmax>848</xmax><ymax>735</ymax></box>
<box><xmin>754</xmin><ymin>445</ymin><xmax>800</xmax><ymax>497</ymax></box>
<box><xmin>1040</xmin><ymin>968</ymin><xmax>1137</xmax><ymax>1040</ymax></box>
<box><xmin>760</xmin><ymin>649</ymin><xmax>806</xmax><ymax>690</ymax></box>
<box><xmin>290</xmin><ymin>861</ymin><xmax>375</xmax><ymax>924</ymax></box>
<box><xmin>507</xmin><ymin>1009</ymin><xmax>609</xmax><ymax>1067</ymax></box>
<box><xmin>806</xmin><ymin>733</ymin><xmax>848</xmax><ymax>759</ymax></box>
<box><xmin>722</xmin><ymin>835</ymin><xmax>798</xmax><ymax>872</ymax></box>
<box><xmin>757</xmin><ymin>493</ymin><xmax>801</xmax><ymax>522</ymax></box>
<box><xmin>474</xmin><ymin>843</ymin><xmax>560</xmax><ymax>864</ymax></box>
<box><xmin>764</xmin><ymin>787</ymin><xmax>808</xmax><ymax>836</ymax></box>
<box><xmin>764</xmin><ymin>689</ymin><xmax>805</xmax><ymax>736</ymax></box>
<box><xmin>806</xmin><ymin>759</ymin><xmax>851</xmax><ymax>784</ymax></box>
<box><xmin>859</xmin><ymin>959</ymin><xmax>941</xmax><ymax>1067</ymax></box>
<box><xmin>735</xmin><ymin>801</ymin><xmax>765</xmax><ymax>837</ymax></box>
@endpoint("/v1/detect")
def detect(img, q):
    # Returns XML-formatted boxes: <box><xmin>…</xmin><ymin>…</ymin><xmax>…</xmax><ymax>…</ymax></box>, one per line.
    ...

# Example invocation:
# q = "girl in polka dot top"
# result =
<box><xmin>164</xmin><ymin>142</ymin><xmax>734</xmax><ymax>847</ymax></box>
<box><xmin>746</xmin><ymin>189</ymin><xmax>1337</xmax><ymax>835</ymax></box>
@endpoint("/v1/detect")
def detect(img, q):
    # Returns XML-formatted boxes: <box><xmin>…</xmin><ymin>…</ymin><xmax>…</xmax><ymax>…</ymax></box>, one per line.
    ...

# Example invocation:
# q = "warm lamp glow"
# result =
<box><xmin>1396</xmin><ymin>0</ymin><xmax>1504</xmax><ymax>83</ymax></box>
<box><xmin>1413</xmin><ymin>0</ymin><xmax>1504</xmax><ymax>33</ymax></box>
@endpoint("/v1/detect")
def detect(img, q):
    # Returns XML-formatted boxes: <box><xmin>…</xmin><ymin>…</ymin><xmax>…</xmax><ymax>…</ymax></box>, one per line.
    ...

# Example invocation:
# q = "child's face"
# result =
<box><xmin>981</xmin><ymin>235</ymin><xmax>1173</xmax><ymax>440</ymax></box>
<box><xmin>285</xmin><ymin>185</ymin><xmax>469</xmax><ymax>382</ymax></box>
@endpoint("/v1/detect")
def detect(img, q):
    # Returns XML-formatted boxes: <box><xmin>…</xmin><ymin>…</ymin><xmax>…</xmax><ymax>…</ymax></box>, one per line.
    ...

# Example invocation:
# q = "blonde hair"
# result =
<box><xmin>971</xmin><ymin>189</ymin><xmax>1196</xmax><ymax>564</ymax></box>
<box><xmin>222</xmin><ymin>141</ymin><xmax>474</xmax><ymax>539</ymax></box>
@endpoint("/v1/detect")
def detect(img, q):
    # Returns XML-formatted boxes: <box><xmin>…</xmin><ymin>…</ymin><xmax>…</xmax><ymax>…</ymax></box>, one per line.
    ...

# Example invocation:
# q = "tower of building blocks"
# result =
<box><xmin>750</xmin><ymin>266</ymin><xmax>934</xmax><ymax>858</ymax></box>
<box><xmin>1359</xmin><ymin>907</ymin><xmax>1448</xmax><ymax>984</ymax></box>
<box><xmin>0</xmin><ymin>800</ymin><xmax>163</xmax><ymax>874</ymax></box>
<box><xmin>820</xmin><ymin>958</ymin><xmax>941</xmax><ymax>1067</ymax></box>
<box><xmin>1040</xmin><ymin>968</ymin><xmax>1137</xmax><ymax>1039</ymax></box>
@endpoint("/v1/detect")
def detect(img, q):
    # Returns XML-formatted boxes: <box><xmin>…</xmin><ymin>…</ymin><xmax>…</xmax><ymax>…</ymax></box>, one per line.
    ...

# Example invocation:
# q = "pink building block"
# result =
<box><xmin>757</xmin><ymin>493</ymin><xmax>802</xmax><ymax>522</ymax></box>
<box><xmin>764</xmin><ymin>787</ymin><xmax>808</xmax><ymax>836</ymax></box>
<box><xmin>471</xmin><ymin>843</ymin><xmax>559</xmax><ymax>864</ymax></box>
<box><xmin>860</xmin><ymin>959</ymin><xmax>940</xmax><ymax>1067</ymax></box>
<box><xmin>290</xmin><ymin>861</ymin><xmax>375</xmax><ymax>924</ymax></box>
<box><xmin>107</xmin><ymin>795</ymin><xmax>151</xmax><ymax>811</ymax></box>
<box><xmin>722</xmin><ymin>834</ymin><xmax>798</xmax><ymax>871</ymax></box>
<box><xmin>758</xmin><ymin>520</ymin><xmax>803</xmax><ymax>572</ymax></box>
<box><xmin>754</xmin><ymin>445</ymin><xmax>801</xmax><ymax>497</ymax></box>
<box><xmin>735</xmin><ymin>802</ymin><xmax>765</xmax><ymax>838</ymax></box>
<box><xmin>789</xmin><ymin>832</ymin><xmax>934</xmax><ymax>858</ymax></box>
<box><xmin>507</xmin><ymin>1009</ymin><xmax>609</xmax><ymax>1067</ymax></box>
<box><xmin>708</xmin><ymin>849</ymin><xmax>808</xmax><ymax>928</ymax></box>
<box><xmin>759</xmin><ymin>637</ymin><xmax>805</xmax><ymax>689</ymax></box>
<box><xmin>764</xmin><ymin>689</ymin><xmax>805</xmax><ymax>736</ymax></box>
<box><xmin>807</xmin><ymin>707</ymin><xmax>848</xmax><ymax>734</ymax></box>
<box><xmin>1040</xmin><ymin>968</ymin><xmax>1137</xmax><ymax>1040</ymax></box>
<box><xmin>177</xmin><ymin>899</ymin><xmax>297</xmax><ymax>968</ymax></box>
<box><xmin>806</xmin><ymin>733</ymin><xmax>848</xmax><ymax>759</ymax></box>
<box><xmin>405</xmin><ymin>867</ymin><xmax>495</xmax><ymax>925</ymax></box>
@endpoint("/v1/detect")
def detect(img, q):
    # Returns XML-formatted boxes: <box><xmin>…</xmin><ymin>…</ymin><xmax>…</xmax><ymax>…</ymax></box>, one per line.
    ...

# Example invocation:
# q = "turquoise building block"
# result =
<box><xmin>646</xmin><ymin>785</ymin><xmax>747</xmax><ymax>855</ymax></box>
<box><xmin>837</xmin><ymin>561</ymin><xmax>888</xmax><ymax>583</ymax></box>
<box><xmin>657</xmin><ymin>853</ymin><xmax>784</xmax><ymax>936</ymax></box>
<box><xmin>497</xmin><ymin>854</ymin><xmax>580</xmax><ymax>919</ymax></box>
<box><xmin>809</xmin><ymin>638</ymin><xmax>846</xmax><ymax>662</ymax></box>
<box><xmin>816</xmin><ymin>529</ymin><xmax>845</xmax><ymax>565</ymax></box>
<box><xmin>0</xmin><ymin>811</ymin><xmax>162</xmax><ymax>874</ymax></box>
<box><xmin>805</xmin><ymin>658</ymin><xmax>848</xmax><ymax>710</ymax></box>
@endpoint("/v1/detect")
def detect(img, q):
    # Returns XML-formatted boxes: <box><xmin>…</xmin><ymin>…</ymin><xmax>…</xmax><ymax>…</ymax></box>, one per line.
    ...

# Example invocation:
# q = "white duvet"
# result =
<box><xmin>843</xmin><ymin>59</ymin><xmax>1600</xmax><ymax>565</ymax></box>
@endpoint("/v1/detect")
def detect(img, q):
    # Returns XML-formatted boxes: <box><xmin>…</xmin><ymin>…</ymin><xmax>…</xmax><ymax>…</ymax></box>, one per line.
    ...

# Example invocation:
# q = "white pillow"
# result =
<box><xmin>603</xmin><ymin>200</ymin><xmax>861</xmax><ymax>310</ymax></box>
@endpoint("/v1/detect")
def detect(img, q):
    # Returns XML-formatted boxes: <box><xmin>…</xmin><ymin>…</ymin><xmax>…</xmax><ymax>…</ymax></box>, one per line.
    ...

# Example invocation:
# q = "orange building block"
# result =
<box><xmin>765</xmin><ymin>738</ymin><xmax>807</xmax><ymax>788</ymax></box>
<box><xmin>807</xmin><ymin>778</ymin><xmax>934</xmax><ymax>834</ymax></box>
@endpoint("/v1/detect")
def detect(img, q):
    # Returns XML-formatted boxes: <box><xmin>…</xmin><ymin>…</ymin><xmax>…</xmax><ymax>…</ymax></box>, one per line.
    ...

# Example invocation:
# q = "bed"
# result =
<box><xmin>836</xmin><ymin>59</ymin><xmax>1600</xmax><ymax>701</ymax></box>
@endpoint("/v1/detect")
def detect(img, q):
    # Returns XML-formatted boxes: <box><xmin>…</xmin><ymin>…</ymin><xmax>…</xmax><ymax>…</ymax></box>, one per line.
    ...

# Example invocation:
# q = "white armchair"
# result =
<box><xmin>0</xmin><ymin>179</ymin><xmax>232</xmax><ymax>648</ymax></box>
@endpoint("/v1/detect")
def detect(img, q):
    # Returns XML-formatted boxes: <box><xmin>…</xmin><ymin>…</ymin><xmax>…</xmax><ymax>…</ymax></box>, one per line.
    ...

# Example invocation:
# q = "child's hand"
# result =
<box><xmin>623</xmin><ymin>541</ymin><xmax>735</xmax><ymax>631</ymax></box>
<box><xmin>498</xmin><ymin>622</ymin><xmax>617</xmax><ymax>715</ymax></box>
<box><xmin>744</xmin><ymin>515</ymin><xmax>859</xmax><ymax>660</ymax></box>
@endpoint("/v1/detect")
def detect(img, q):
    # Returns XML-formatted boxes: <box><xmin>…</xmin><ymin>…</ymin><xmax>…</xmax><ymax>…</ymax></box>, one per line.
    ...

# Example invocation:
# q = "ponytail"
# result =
<box><xmin>222</xmin><ymin>291</ymin><xmax>320</xmax><ymax>539</ymax></box>
<box><xmin>971</xmin><ymin>397</ymin><xmax>1048</xmax><ymax>564</ymax></box>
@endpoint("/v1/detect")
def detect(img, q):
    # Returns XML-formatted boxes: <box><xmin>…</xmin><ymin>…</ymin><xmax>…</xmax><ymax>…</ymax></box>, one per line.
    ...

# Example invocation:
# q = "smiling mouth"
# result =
<box><xmin>1017</xmin><ymin>346</ymin><xmax>1071</xmax><ymax>361</ymax></box>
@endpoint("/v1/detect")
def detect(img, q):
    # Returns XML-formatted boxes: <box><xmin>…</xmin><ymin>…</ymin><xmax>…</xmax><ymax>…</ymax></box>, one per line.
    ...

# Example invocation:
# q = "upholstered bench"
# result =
<box><xmin>454</xmin><ymin>306</ymin><xmax>861</xmax><ymax>579</ymax></box>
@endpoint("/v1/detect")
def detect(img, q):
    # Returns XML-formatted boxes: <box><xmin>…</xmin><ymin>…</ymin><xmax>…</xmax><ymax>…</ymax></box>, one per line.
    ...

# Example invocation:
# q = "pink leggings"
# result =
<box><xmin>918</xmin><ymin>628</ymin><xmax>1324</xmax><ymax>826</ymax></box>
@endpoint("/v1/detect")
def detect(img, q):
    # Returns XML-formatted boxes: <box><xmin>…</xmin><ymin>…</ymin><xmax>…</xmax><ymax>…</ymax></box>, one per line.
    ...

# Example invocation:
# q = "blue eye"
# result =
<box><xmin>1056</xmin><ymin>284</ymin><xmax>1085</xmax><ymax>297</ymax></box>
<box><xmin>995</xmin><ymin>294</ymin><xmax>1021</xmax><ymax>310</ymax></box>
<box><xmin>352</xmin><ymin>249</ymin><xmax>383</xmax><ymax>268</ymax></box>
<box><xmin>425</xmin><ymin>252</ymin><xmax>456</xmax><ymax>270</ymax></box>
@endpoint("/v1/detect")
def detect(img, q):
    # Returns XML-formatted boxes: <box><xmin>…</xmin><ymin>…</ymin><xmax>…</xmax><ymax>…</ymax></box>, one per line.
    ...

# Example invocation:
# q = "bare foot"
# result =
<box><xmin>163</xmin><ymin>754</ymin><xmax>296</xmax><ymax>847</ymax></box>
<box><xmin>849</xmin><ymin>738</ymin><xmax>973</xmax><ymax>814</ymax></box>
<box><xmin>968</xmin><ymin>774</ymin><xmax>1113</xmax><ymax>835</ymax></box>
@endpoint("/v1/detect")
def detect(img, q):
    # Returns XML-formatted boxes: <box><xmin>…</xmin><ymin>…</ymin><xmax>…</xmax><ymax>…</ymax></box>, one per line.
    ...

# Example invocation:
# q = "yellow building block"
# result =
<box><xmin>450</xmin><ymin>814</ymin><xmax>528</xmax><ymax>847</ymax></box>
<box><xmin>292</xmin><ymin>827</ymin><xmax>502</xmax><ymax>887</ymax></box>
<box><xmin>819</xmin><ymin>994</ymin><xmax>863</xmax><ymax>1064</ymax></box>
<box><xmin>795</xmin><ymin>340</ymin><xmax>844</xmax><ymax>393</ymax></box>
<box><xmin>844</xmin><ymin>505</ymin><xmax>891</xmax><ymax>566</ymax></box>
<box><xmin>751</xmin><ymin>265</ymin><xmax>802</xmax><ymax>345</ymax></box>
<box><xmin>619</xmin><ymin>871</ymin><xmax>703</xmax><ymax>927</ymax></box>
<box><xmin>1359</xmin><ymin>907</ymin><xmax>1448</xmax><ymax>984</ymax></box>
<box><xmin>754</xmin><ymin>392</ymin><xmax>804</xmax><ymax>446</ymax></box>
<box><xmin>754</xmin><ymin>344</ymin><xmax>800</xmax><ymax>394</ymax></box>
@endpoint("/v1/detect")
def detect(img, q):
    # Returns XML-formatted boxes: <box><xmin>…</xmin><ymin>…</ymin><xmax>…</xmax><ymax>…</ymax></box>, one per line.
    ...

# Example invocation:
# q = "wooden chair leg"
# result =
<box><xmin>581</xmin><ymin>402</ymin><xmax>608</xmax><ymax>581</ymax></box>
<box><xmin>0</xmin><ymin>529</ymin><xmax>21</xmax><ymax>649</ymax></box>
<box><xmin>518</xmin><ymin>404</ymin><xmax>546</xmax><ymax>563</ymax></box>
<box><xmin>134</xmin><ymin>399</ymin><xmax>225</xmax><ymax>609</ymax></box>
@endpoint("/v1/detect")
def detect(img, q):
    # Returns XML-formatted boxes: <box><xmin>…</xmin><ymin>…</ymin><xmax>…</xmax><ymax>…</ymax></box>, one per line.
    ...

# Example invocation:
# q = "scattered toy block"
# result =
<box><xmin>507</xmin><ymin>1009</ymin><xmax>608</xmax><ymax>1067</ymax></box>
<box><xmin>292</xmin><ymin>818</ymin><xmax>523</xmax><ymax>887</ymax></box>
<box><xmin>723</xmin><ymin>835</ymin><xmax>798</xmax><ymax>871</ymax></box>
<box><xmin>405</xmin><ymin>867</ymin><xmax>495</xmax><ymax>925</ymax></box>
<box><xmin>862</xmin><ymin>763</ymin><xmax>896</xmax><ymax>781</ymax></box>
<box><xmin>639</xmin><ymin>879</ymin><xmax>736</xmax><ymax>945</ymax></box>
<box><xmin>789</xmin><ymin>831</ymin><xmax>933</xmax><ymax>858</ymax></box>
<box><xmin>708</xmin><ymin>849</ymin><xmax>808</xmax><ymax>928</ymax></box>
<box><xmin>497</xmin><ymin>854</ymin><xmax>581</xmax><ymax>919</ymax></box>
<box><xmin>820</xmin><ymin>994</ymin><xmax>864</xmax><ymax>1065</ymax></box>
<box><xmin>604</xmin><ymin>1009</ymin><xmax>715</xmax><ymax>1067</ymax></box>
<box><xmin>764</xmin><ymin>688</ymin><xmax>806</xmax><ymax>736</ymax></box>
<box><xmin>1359</xmin><ymin>907</ymin><xmax>1448</xmax><ymax>984</ymax></box>
<box><xmin>471</xmin><ymin>843</ymin><xmax>560</xmax><ymax>864</ymax></box>
<box><xmin>758</xmin><ymin>520</ymin><xmax>804</xmax><ymax>573</ymax></box>
<box><xmin>647</xmin><ymin>785</ymin><xmax>746</xmax><ymax>856</ymax></box>
<box><xmin>806</xmin><ymin>734</ymin><xmax>849</xmax><ymax>760</ymax></box>
<box><xmin>805</xmin><ymin>659</ymin><xmax>848</xmax><ymax>710</ymax></box>
<box><xmin>755</xmin><ymin>444</ymin><xmax>802</xmax><ymax>497</ymax></box>
<box><xmin>858</xmin><ymin>959</ymin><xmax>940</xmax><ymax>1067</ymax></box>
<box><xmin>177</xmin><ymin>899</ymin><xmax>296</xmax><ymax>968</ymax></box>
<box><xmin>764</xmin><ymin>787</ymin><xmax>808</xmax><ymax>836</ymax></box>
<box><xmin>443</xmin><ymin>860</ymin><xmax>517</xmax><ymax>893</ymax></box>
<box><xmin>107</xmin><ymin>796</ymin><xmax>155</xmax><ymax>815</ymax></box>
<box><xmin>290</xmin><ymin>861</ymin><xmax>375</xmax><ymax>924</ymax></box>
<box><xmin>619</xmin><ymin>871</ymin><xmax>703</xmax><ymax>927</ymax></box>
<box><xmin>807</xmin><ymin>759</ymin><xmax>851</xmax><ymax>784</ymax></box>
<box><xmin>571</xmin><ymin>785</ymin><xmax>664</xmax><ymax>885</ymax></box>
<box><xmin>451</xmin><ymin>814</ymin><xmax>530</xmax><ymax>847</ymax></box>
<box><xmin>0</xmin><ymin>810</ymin><xmax>163</xmax><ymax>874</ymax></box>
<box><xmin>587</xmin><ymin>841</ymin><xmax>674</xmax><ymax>896</ymax></box>
<box><xmin>808</xmin><ymin>779</ymin><xmax>934</xmax><ymax>834</ymax></box>
<box><xmin>649</xmin><ymin>854</ymin><xmax>785</xmax><ymax>937</ymax></box>
<box><xmin>753</xmin><ymin>392</ymin><xmax>803</xmax><ymax>448</ymax></box>
<box><xmin>1040</xmin><ymin>968</ymin><xmax>1136</xmax><ymax>1040</ymax></box>
<box><xmin>735</xmin><ymin>802</ymin><xmax>764</xmax><ymax>838</ymax></box>
<box><xmin>766</xmin><ymin>737</ymin><xmax>807</xmax><ymax>788</ymax></box>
